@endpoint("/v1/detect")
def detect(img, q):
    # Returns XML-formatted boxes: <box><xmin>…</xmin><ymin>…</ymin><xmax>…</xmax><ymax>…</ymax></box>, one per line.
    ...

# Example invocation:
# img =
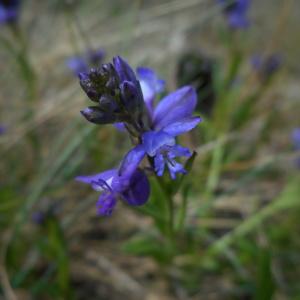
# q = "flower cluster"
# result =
<box><xmin>66</xmin><ymin>49</ymin><xmax>105</xmax><ymax>76</ymax></box>
<box><xmin>76</xmin><ymin>56</ymin><xmax>201</xmax><ymax>216</ymax></box>
<box><xmin>0</xmin><ymin>0</ymin><xmax>20</xmax><ymax>25</ymax></box>
<box><xmin>217</xmin><ymin>0</ymin><xmax>251</xmax><ymax>29</ymax></box>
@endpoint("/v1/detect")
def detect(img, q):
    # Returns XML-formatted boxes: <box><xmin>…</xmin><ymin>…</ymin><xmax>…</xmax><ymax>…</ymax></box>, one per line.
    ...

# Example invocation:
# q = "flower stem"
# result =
<box><xmin>147</xmin><ymin>157</ymin><xmax>176</xmax><ymax>254</ymax></box>
<box><xmin>166</xmin><ymin>192</ymin><xmax>174</xmax><ymax>241</ymax></box>
<box><xmin>154</xmin><ymin>174</ymin><xmax>175</xmax><ymax>252</ymax></box>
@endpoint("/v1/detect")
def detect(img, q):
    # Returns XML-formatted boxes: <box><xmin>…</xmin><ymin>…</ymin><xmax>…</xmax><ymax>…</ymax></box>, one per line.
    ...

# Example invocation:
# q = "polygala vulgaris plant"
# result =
<box><xmin>76</xmin><ymin>56</ymin><xmax>201</xmax><ymax>216</ymax></box>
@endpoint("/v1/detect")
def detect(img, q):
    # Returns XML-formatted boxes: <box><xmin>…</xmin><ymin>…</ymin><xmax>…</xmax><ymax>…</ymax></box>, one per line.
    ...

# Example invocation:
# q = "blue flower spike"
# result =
<box><xmin>77</xmin><ymin>56</ymin><xmax>201</xmax><ymax>216</ymax></box>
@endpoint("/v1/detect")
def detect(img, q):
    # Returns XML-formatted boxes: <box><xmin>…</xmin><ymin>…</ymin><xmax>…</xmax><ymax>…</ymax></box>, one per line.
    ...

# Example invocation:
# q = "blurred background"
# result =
<box><xmin>0</xmin><ymin>0</ymin><xmax>300</xmax><ymax>299</ymax></box>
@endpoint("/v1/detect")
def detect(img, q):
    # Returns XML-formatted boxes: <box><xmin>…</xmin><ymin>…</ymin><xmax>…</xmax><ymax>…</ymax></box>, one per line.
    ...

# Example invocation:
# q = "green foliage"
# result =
<box><xmin>254</xmin><ymin>247</ymin><xmax>275</xmax><ymax>300</ymax></box>
<box><xmin>122</xmin><ymin>234</ymin><xmax>174</xmax><ymax>264</ymax></box>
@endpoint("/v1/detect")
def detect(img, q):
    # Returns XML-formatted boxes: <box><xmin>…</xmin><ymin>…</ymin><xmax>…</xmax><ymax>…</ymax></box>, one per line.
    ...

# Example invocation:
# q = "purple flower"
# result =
<box><xmin>0</xmin><ymin>0</ymin><xmax>20</xmax><ymax>25</ymax></box>
<box><xmin>292</xmin><ymin>128</ymin><xmax>300</xmax><ymax>150</ymax></box>
<box><xmin>292</xmin><ymin>128</ymin><xmax>300</xmax><ymax>168</ymax></box>
<box><xmin>217</xmin><ymin>0</ymin><xmax>251</xmax><ymax>29</ymax></box>
<box><xmin>120</xmin><ymin>86</ymin><xmax>201</xmax><ymax>179</ymax></box>
<box><xmin>0</xmin><ymin>125</ymin><xmax>6</xmax><ymax>135</ymax></box>
<box><xmin>76</xmin><ymin>168</ymin><xmax>150</xmax><ymax>216</ymax></box>
<box><xmin>66</xmin><ymin>48</ymin><xmax>105</xmax><ymax>75</ymax></box>
<box><xmin>251</xmin><ymin>54</ymin><xmax>282</xmax><ymax>81</ymax></box>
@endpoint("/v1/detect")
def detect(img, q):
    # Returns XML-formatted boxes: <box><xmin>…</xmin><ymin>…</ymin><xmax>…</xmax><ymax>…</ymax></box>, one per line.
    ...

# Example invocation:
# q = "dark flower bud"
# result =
<box><xmin>106</xmin><ymin>77</ymin><xmax>118</xmax><ymax>91</ymax></box>
<box><xmin>79</xmin><ymin>77</ymin><xmax>100</xmax><ymax>102</ymax></box>
<box><xmin>102</xmin><ymin>63</ymin><xmax>115</xmax><ymax>75</ymax></box>
<box><xmin>81</xmin><ymin>107</ymin><xmax>117</xmax><ymax>124</ymax></box>
<box><xmin>113</xmin><ymin>57</ymin><xmax>144</xmax><ymax>113</ymax></box>
<box><xmin>99</xmin><ymin>95</ymin><xmax>119</xmax><ymax>113</ymax></box>
<box><xmin>79</xmin><ymin>64</ymin><xmax>120</xmax><ymax>103</ymax></box>
<box><xmin>78</xmin><ymin>72</ymin><xmax>89</xmax><ymax>81</ymax></box>
<box><xmin>120</xmin><ymin>81</ymin><xmax>140</xmax><ymax>112</ymax></box>
<box><xmin>113</xmin><ymin>56</ymin><xmax>137</xmax><ymax>83</ymax></box>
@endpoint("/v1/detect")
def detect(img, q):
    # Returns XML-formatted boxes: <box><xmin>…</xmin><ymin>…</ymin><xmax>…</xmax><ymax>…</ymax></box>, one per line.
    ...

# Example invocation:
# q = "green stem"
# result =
<box><xmin>176</xmin><ymin>195</ymin><xmax>187</xmax><ymax>232</ymax></box>
<box><xmin>148</xmin><ymin>156</ymin><xmax>175</xmax><ymax>242</ymax></box>
<box><xmin>153</xmin><ymin>174</ymin><xmax>174</xmax><ymax>240</ymax></box>
<box><xmin>166</xmin><ymin>192</ymin><xmax>174</xmax><ymax>241</ymax></box>
<box><xmin>205</xmin><ymin>136</ymin><xmax>225</xmax><ymax>197</ymax></box>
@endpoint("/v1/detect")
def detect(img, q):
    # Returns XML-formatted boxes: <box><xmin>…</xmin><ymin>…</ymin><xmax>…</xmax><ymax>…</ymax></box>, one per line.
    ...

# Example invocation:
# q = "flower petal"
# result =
<box><xmin>137</xmin><ymin>67</ymin><xmax>165</xmax><ymax>94</ymax></box>
<box><xmin>76</xmin><ymin>169</ymin><xmax>117</xmax><ymax>191</ymax></box>
<box><xmin>154</xmin><ymin>153</ymin><xmax>165</xmax><ymax>176</ymax></box>
<box><xmin>168</xmin><ymin>144</ymin><xmax>192</xmax><ymax>158</ymax></box>
<box><xmin>163</xmin><ymin>116</ymin><xmax>201</xmax><ymax>136</ymax></box>
<box><xmin>120</xmin><ymin>80</ymin><xmax>142</xmax><ymax>113</ymax></box>
<box><xmin>137</xmin><ymin>67</ymin><xmax>165</xmax><ymax>115</ymax></box>
<box><xmin>167</xmin><ymin>160</ymin><xmax>186</xmax><ymax>180</ymax></box>
<box><xmin>96</xmin><ymin>193</ymin><xmax>117</xmax><ymax>216</ymax></box>
<box><xmin>113</xmin><ymin>56</ymin><xmax>137</xmax><ymax>83</ymax></box>
<box><xmin>153</xmin><ymin>86</ymin><xmax>197</xmax><ymax>130</ymax></box>
<box><xmin>118</xmin><ymin>145</ymin><xmax>146</xmax><ymax>178</ymax></box>
<box><xmin>121</xmin><ymin>170</ymin><xmax>150</xmax><ymax>206</ymax></box>
<box><xmin>142</xmin><ymin>130</ymin><xmax>175</xmax><ymax>157</ymax></box>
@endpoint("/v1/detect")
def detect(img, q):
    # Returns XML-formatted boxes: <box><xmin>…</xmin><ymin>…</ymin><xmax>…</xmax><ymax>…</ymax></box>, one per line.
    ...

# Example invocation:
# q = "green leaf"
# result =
<box><xmin>136</xmin><ymin>178</ymin><xmax>168</xmax><ymax>233</ymax></box>
<box><xmin>254</xmin><ymin>248</ymin><xmax>275</xmax><ymax>300</ymax></box>
<box><xmin>11</xmin><ymin>125</ymin><xmax>93</xmax><ymax>238</ymax></box>
<box><xmin>175</xmin><ymin>184</ymin><xmax>190</xmax><ymax>232</ymax></box>
<box><xmin>122</xmin><ymin>234</ymin><xmax>172</xmax><ymax>263</ymax></box>
<box><xmin>205</xmin><ymin>138</ymin><xmax>224</xmax><ymax>196</ymax></box>
<box><xmin>207</xmin><ymin>175</ymin><xmax>300</xmax><ymax>257</ymax></box>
